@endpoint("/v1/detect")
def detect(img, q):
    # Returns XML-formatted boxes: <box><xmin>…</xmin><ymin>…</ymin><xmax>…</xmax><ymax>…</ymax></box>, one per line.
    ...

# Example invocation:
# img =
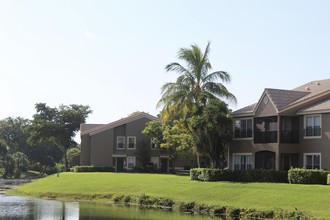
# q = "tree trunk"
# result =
<box><xmin>196</xmin><ymin>152</ymin><xmax>200</xmax><ymax>168</ymax></box>
<box><xmin>63</xmin><ymin>147</ymin><xmax>69</xmax><ymax>171</ymax></box>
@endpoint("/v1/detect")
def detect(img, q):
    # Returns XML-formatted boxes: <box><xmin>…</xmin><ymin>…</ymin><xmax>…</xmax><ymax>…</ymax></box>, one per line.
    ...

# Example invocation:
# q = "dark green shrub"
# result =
<box><xmin>73</xmin><ymin>166</ymin><xmax>115</xmax><ymax>172</ymax></box>
<box><xmin>190</xmin><ymin>168</ymin><xmax>201</xmax><ymax>180</ymax></box>
<box><xmin>177</xmin><ymin>202</ymin><xmax>195</xmax><ymax>213</ymax></box>
<box><xmin>156</xmin><ymin>198</ymin><xmax>174</xmax><ymax>208</ymax></box>
<box><xmin>288</xmin><ymin>168</ymin><xmax>328</xmax><ymax>185</ymax></box>
<box><xmin>190</xmin><ymin>168</ymin><xmax>288</xmax><ymax>183</ymax></box>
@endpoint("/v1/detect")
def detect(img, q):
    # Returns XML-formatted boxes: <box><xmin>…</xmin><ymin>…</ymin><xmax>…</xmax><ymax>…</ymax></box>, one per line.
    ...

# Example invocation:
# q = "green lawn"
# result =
<box><xmin>12</xmin><ymin>172</ymin><xmax>330</xmax><ymax>218</ymax></box>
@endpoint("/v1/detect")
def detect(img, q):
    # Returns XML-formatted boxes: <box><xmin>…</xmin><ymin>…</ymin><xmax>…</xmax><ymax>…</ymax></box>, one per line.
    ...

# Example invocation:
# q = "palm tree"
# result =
<box><xmin>158</xmin><ymin>42</ymin><xmax>236</xmax><ymax>167</ymax></box>
<box><xmin>158</xmin><ymin>42</ymin><xmax>236</xmax><ymax>116</ymax></box>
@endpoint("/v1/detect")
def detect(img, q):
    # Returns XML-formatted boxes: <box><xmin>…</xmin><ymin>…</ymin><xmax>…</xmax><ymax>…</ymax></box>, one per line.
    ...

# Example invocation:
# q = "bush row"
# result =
<box><xmin>73</xmin><ymin>166</ymin><xmax>115</xmax><ymax>172</ymax></box>
<box><xmin>112</xmin><ymin>193</ymin><xmax>308</xmax><ymax>219</ymax></box>
<box><xmin>190</xmin><ymin>168</ymin><xmax>288</xmax><ymax>183</ymax></box>
<box><xmin>288</xmin><ymin>168</ymin><xmax>328</xmax><ymax>185</ymax></box>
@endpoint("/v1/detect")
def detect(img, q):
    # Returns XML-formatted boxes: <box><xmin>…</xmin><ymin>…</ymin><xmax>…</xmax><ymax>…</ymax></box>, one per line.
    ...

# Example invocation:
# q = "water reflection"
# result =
<box><xmin>0</xmin><ymin>195</ymin><xmax>213</xmax><ymax>220</ymax></box>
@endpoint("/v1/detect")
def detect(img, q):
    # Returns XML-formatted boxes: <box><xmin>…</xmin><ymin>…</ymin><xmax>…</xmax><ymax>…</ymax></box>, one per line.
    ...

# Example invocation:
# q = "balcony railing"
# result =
<box><xmin>280</xmin><ymin>130</ymin><xmax>299</xmax><ymax>143</ymax></box>
<box><xmin>254</xmin><ymin>131</ymin><xmax>277</xmax><ymax>143</ymax></box>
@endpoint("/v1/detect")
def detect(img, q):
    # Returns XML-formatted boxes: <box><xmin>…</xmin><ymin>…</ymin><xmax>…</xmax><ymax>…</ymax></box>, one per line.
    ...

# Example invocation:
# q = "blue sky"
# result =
<box><xmin>1</xmin><ymin>1</ymin><xmax>330</xmax><ymax>127</ymax></box>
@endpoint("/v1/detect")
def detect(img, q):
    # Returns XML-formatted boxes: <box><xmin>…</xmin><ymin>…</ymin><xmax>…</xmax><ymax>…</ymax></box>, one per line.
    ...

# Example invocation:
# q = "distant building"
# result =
<box><xmin>80</xmin><ymin>112</ymin><xmax>170</xmax><ymax>172</ymax></box>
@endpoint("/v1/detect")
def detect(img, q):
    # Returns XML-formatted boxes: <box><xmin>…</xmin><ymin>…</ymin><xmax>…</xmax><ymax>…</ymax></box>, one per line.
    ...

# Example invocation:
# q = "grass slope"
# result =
<box><xmin>12</xmin><ymin>172</ymin><xmax>330</xmax><ymax>218</ymax></box>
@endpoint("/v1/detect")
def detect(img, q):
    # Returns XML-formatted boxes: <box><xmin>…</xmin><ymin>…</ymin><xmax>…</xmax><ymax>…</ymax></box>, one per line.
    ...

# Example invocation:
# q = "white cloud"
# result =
<box><xmin>85</xmin><ymin>31</ymin><xmax>96</xmax><ymax>39</ymax></box>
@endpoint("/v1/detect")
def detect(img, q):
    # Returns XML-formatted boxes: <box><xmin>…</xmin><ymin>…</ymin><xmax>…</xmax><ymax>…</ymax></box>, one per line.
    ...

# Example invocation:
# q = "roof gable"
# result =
<box><xmin>265</xmin><ymin>88</ymin><xmax>309</xmax><ymax>111</ymax></box>
<box><xmin>232</xmin><ymin>79</ymin><xmax>330</xmax><ymax>117</ymax></box>
<box><xmin>81</xmin><ymin>112</ymin><xmax>159</xmax><ymax>136</ymax></box>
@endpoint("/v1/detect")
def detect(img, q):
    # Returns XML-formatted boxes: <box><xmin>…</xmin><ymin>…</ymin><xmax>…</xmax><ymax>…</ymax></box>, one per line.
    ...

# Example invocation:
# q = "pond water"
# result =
<box><xmin>0</xmin><ymin>194</ymin><xmax>215</xmax><ymax>220</ymax></box>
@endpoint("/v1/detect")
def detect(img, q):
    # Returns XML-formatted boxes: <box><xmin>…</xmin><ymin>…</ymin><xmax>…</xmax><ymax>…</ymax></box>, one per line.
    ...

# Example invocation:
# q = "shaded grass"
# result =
<box><xmin>12</xmin><ymin>172</ymin><xmax>330</xmax><ymax>218</ymax></box>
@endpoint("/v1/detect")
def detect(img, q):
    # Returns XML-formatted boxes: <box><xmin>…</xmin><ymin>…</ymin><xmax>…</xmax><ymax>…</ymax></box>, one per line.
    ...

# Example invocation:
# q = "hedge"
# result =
<box><xmin>73</xmin><ymin>166</ymin><xmax>115</xmax><ymax>172</ymax></box>
<box><xmin>190</xmin><ymin>168</ymin><xmax>288</xmax><ymax>183</ymax></box>
<box><xmin>288</xmin><ymin>168</ymin><xmax>328</xmax><ymax>185</ymax></box>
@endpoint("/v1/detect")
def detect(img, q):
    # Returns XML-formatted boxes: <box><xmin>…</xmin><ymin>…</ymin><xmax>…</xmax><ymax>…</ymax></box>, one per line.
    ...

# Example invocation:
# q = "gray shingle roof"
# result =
<box><xmin>297</xmin><ymin>98</ymin><xmax>330</xmax><ymax>114</ymax></box>
<box><xmin>232</xmin><ymin>103</ymin><xmax>256</xmax><ymax>116</ymax></box>
<box><xmin>232</xmin><ymin>78</ymin><xmax>330</xmax><ymax>116</ymax></box>
<box><xmin>265</xmin><ymin>88</ymin><xmax>309</xmax><ymax>111</ymax></box>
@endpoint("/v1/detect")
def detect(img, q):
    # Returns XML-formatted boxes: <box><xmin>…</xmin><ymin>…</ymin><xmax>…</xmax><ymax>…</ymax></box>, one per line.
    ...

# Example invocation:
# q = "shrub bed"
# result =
<box><xmin>288</xmin><ymin>168</ymin><xmax>328</xmax><ymax>185</ymax></box>
<box><xmin>190</xmin><ymin>168</ymin><xmax>288</xmax><ymax>183</ymax></box>
<box><xmin>73</xmin><ymin>166</ymin><xmax>115</xmax><ymax>172</ymax></box>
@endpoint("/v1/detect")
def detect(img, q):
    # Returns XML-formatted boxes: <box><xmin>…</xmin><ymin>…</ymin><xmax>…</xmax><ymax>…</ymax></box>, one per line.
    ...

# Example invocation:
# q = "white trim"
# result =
<box><xmin>113</xmin><ymin>155</ymin><xmax>126</xmax><ymax>158</ymax></box>
<box><xmin>303</xmin><ymin>114</ymin><xmax>322</xmax><ymax>139</ymax></box>
<box><xmin>233</xmin><ymin>117</ymin><xmax>253</xmax><ymax>140</ymax></box>
<box><xmin>303</xmin><ymin>153</ymin><xmax>321</xmax><ymax>169</ymax></box>
<box><xmin>232</xmin><ymin>153</ymin><xmax>253</xmax><ymax>170</ymax></box>
<box><xmin>127</xmin><ymin>136</ymin><xmax>136</xmax><ymax>149</ymax></box>
<box><xmin>126</xmin><ymin>156</ymin><xmax>136</xmax><ymax>169</ymax></box>
<box><xmin>116</xmin><ymin>136</ymin><xmax>126</xmax><ymax>149</ymax></box>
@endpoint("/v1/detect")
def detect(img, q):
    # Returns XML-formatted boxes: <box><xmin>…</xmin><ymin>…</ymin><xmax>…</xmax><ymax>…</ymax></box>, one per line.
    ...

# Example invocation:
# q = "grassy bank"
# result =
<box><xmin>11</xmin><ymin>172</ymin><xmax>330</xmax><ymax>218</ymax></box>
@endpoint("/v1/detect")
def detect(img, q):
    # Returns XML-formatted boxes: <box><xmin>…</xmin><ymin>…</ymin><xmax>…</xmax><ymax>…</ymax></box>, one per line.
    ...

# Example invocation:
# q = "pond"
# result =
<box><xmin>0</xmin><ymin>194</ymin><xmax>215</xmax><ymax>220</ymax></box>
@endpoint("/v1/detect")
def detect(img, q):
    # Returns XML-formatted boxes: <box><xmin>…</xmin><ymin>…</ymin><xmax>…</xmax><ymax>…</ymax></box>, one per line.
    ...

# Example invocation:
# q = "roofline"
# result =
<box><xmin>297</xmin><ymin>109</ymin><xmax>330</xmax><ymax>115</ymax></box>
<box><xmin>81</xmin><ymin>112</ymin><xmax>160</xmax><ymax>136</ymax></box>
<box><xmin>279</xmin><ymin>89</ymin><xmax>330</xmax><ymax>114</ymax></box>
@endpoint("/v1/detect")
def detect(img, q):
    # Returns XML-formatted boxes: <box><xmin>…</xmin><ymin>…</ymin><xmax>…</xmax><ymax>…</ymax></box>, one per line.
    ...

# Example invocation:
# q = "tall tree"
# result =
<box><xmin>29</xmin><ymin>103</ymin><xmax>92</xmax><ymax>171</ymax></box>
<box><xmin>158</xmin><ymin>41</ymin><xmax>236</xmax><ymax>116</ymax></box>
<box><xmin>158</xmin><ymin>42</ymin><xmax>236</xmax><ymax>167</ymax></box>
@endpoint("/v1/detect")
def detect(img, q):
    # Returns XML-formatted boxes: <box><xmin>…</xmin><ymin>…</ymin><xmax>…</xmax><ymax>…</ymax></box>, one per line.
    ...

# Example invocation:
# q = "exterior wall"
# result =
<box><xmin>90</xmin><ymin>128</ymin><xmax>114</xmax><ymax>166</ymax></box>
<box><xmin>298</xmin><ymin>113</ymin><xmax>330</xmax><ymax>170</ymax></box>
<box><xmin>229</xmin><ymin>140</ymin><xmax>279</xmax><ymax>170</ymax></box>
<box><xmin>254</xmin><ymin>95</ymin><xmax>277</xmax><ymax>117</ymax></box>
<box><xmin>80</xmin><ymin>134</ymin><xmax>91</xmax><ymax>165</ymax></box>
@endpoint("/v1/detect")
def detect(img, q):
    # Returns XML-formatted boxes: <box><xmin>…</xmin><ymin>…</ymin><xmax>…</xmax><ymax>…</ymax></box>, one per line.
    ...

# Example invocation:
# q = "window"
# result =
<box><xmin>117</xmin><ymin>136</ymin><xmax>125</xmax><ymax>149</ymax></box>
<box><xmin>127</xmin><ymin>136</ymin><xmax>136</xmax><ymax>149</ymax></box>
<box><xmin>127</xmin><ymin>157</ymin><xmax>136</xmax><ymax>169</ymax></box>
<box><xmin>304</xmin><ymin>153</ymin><xmax>321</xmax><ymax>169</ymax></box>
<box><xmin>305</xmin><ymin>115</ymin><xmax>321</xmax><ymax>137</ymax></box>
<box><xmin>234</xmin><ymin>118</ymin><xmax>253</xmax><ymax>139</ymax></box>
<box><xmin>233</xmin><ymin>154</ymin><xmax>252</xmax><ymax>170</ymax></box>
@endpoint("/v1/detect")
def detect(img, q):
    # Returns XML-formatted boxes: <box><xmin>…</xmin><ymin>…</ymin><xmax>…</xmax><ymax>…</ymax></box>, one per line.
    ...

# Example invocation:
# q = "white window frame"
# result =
<box><xmin>233</xmin><ymin>118</ymin><xmax>253</xmax><ymax>140</ymax></box>
<box><xmin>126</xmin><ymin>156</ymin><xmax>136</xmax><ymax>169</ymax></box>
<box><xmin>127</xmin><ymin>136</ymin><xmax>136</xmax><ymax>149</ymax></box>
<box><xmin>304</xmin><ymin>153</ymin><xmax>321</xmax><ymax>169</ymax></box>
<box><xmin>116</xmin><ymin>136</ymin><xmax>126</xmax><ymax>149</ymax></box>
<box><xmin>232</xmin><ymin>153</ymin><xmax>253</xmax><ymax>170</ymax></box>
<box><xmin>304</xmin><ymin>114</ymin><xmax>322</xmax><ymax>139</ymax></box>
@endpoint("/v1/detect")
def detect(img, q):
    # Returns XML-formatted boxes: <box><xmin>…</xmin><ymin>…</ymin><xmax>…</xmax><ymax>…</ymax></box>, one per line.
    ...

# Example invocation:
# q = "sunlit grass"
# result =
<box><xmin>13</xmin><ymin>172</ymin><xmax>330</xmax><ymax>218</ymax></box>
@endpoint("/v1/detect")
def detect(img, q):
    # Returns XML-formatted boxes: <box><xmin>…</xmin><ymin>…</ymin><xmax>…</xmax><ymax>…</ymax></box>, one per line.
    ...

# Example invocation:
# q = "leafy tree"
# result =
<box><xmin>187</xmin><ymin>98</ymin><xmax>232</xmax><ymax>168</ymax></box>
<box><xmin>143</xmin><ymin>120</ymin><xmax>194</xmax><ymax>172</ymax></box>
<box><xmin>0</xmin><ymin>117</ymin><xmax>30</xmax><ymax>178</ymax></box>
<box><xmin>27</xmin><ymin>142</ymin><xmax>64</xmax><ymax>175</ymax></box>
<box><xmin>158</xmin><ymin>42</ymin><xmax>236</xmax><ymax>167</ymax></box>
<box><xmin>67</xmin><ymin>147</ymin><xmax>80</xmax><ymax>168</ymax></box>
<box><xmin>0</xmin><ymin>117</ymin><xmax>30</xmax><ymax>154</ymax></box>
<box><xmin>142</xmin><ymin>120</ymin><xmax>164</xmax><ymax>149</ymax></box>
<box><xmin>29</xmin><ymin>103</ymin><xmax>92</xmax><ymax>171</ymax></box>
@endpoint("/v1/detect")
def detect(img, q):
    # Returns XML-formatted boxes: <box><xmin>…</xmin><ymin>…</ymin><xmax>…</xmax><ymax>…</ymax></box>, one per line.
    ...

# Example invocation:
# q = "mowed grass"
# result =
<box><xmin>13</xmin><ymin>172</ymin><xmax>330</xmax><ymax>218</ymax></box>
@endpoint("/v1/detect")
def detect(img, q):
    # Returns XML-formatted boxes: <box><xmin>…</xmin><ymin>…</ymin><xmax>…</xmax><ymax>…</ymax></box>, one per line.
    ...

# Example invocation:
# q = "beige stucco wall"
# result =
<box><xmin>254</xmin><ymin>95</ymin><xmax>277</xmax><ymax>117</ymax></box>
<box><xmin>298</xmin><ymin>113</ymin><xmax>330</xmax><ymax>170</ymax></box>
